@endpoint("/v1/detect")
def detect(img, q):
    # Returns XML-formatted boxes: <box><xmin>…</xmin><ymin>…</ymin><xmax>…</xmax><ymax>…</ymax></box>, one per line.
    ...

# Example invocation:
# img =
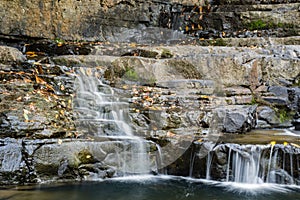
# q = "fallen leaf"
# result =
<box><xmin>23</xmin><ymin>109</ymin><xmax>30</xmax><ymax>121</ymax></box>
<box><xmin>58</xmin><ymin>139</ymin><xmax>62</xmax><ymax>145</ymax></box>
<box><xmin>129</xmin><ymin>43</ymin><xmax>137</xmax><ymax>48</ymax></box>
<box><xmin>26</xmin><ymin>51</ymin><xmax>38</xmax><ymax>57</ymax></box>
<box><xmin>35</xmin><ymin>75</ymin><xmax>46</xmax><ymax>84</ymax></box>
<box><xmin>167</xmin><ymin>131</ymin><xmax>176</xmax><ymax>137</ymax></box>
<box><xmin>61</xmin><ymin>101</ymin><xmax>66</xmax><ymax>108</ymax></box>
<box><xmin>86</xmin><ymin>68</ymin><xmax>92</xmax><ymax>76</ymax></box>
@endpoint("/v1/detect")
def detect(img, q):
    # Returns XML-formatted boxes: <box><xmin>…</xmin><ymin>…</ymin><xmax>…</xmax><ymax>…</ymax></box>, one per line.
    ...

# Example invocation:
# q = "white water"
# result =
<box><xmin>203</xmin><ymin>143</ymin><xmax>299</xmax><ymax>185</ymax></box>
<box><xmin>74</xmin><ymin>67</ymin><xmax>151</xmax><ymax>174</ymax></box>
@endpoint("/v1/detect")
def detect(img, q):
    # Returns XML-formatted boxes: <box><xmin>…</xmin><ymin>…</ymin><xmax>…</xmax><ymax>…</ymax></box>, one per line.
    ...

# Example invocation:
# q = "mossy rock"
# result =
<box><xmin>77</xmin><ymin>149</ymin><xmax>96</xmax><ymax>164</ymax></box>
<box><xmin>161</xmin><ymin>48</ymin><xmax>173</xmax><ymax>59</ymax></box>
<box><xmin>167</xmin><ymin>59</ymin><xmax>202</xmax><ymax>79</ymax></box>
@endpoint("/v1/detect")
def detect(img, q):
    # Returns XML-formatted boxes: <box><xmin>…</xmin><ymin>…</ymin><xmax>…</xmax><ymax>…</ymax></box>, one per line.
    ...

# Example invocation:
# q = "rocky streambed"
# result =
<box><xmin>0</xmin><ymin>36</ymin><xmax>299</xmax><ymax>185</ymax></box>
<box><xmin>0</xmin><ymin>0</ymin><xmax>300</xmax><ymax>186</ymax></box>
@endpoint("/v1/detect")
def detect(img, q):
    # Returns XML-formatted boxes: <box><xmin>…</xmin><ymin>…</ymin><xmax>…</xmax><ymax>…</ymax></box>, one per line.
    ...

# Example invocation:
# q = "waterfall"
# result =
<box><xmin>73</xmin><ymin>67</ymin><xmax>152</xmax><ymax>175</ymax></box>
<box><xmin>225</xmin><ymin>144</ymin><xmax>294</xmax><ymax>184</ymax></box>
<box><xmin>194</xmin><ymin>143</ymin><xmax>300</xmax><ymax>185</ymax></box>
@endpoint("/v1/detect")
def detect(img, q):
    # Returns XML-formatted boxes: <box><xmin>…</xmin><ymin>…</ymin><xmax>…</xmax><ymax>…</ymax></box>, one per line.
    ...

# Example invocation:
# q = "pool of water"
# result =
<box><xmin>1</xmin><ymin>175</ymin><xmax>300</xmax><ymax>200</ymax></box>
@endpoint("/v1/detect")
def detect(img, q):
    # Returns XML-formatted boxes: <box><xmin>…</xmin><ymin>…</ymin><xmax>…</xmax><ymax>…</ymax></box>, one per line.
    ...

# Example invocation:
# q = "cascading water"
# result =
<box><xmin>200</xmin><ymin>143</ymin><xmax>300</xmax><ymax>185</ymax></box>
<box><xmin>73</xmin><ymin>67</ymin><xmax>152</xmax><ymax>175</ymax></box>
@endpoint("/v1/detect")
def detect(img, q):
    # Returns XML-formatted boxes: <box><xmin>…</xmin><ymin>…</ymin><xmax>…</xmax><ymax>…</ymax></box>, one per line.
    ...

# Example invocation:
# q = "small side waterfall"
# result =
<box><xmin>224</xmin><ymin>144</ymin><xmax>299</xmax><ymax>184</ymax></box>
<box><xmin>73</xmin><ymin>67</ymin><xmax>152</xmax><ymax>175</ymax></box>
<box><xmin>190</xmin><ymin>143</ymin><xmax>300</xmax><ymax>185</ymax></box>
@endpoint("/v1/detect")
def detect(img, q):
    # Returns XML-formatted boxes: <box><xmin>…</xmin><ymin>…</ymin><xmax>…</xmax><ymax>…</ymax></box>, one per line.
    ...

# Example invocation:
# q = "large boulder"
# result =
<box><xmin>0</xmin><ymin>46</ymin><xmax>26</xmax><ymax>65</ymax></box>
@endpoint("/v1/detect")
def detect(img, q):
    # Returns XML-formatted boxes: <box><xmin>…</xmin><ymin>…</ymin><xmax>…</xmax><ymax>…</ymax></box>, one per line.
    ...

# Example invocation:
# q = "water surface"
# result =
<box><xmin>1</xmin><ymin>175</ymin><xmax>300</xmax><ymax>200</ymax></box>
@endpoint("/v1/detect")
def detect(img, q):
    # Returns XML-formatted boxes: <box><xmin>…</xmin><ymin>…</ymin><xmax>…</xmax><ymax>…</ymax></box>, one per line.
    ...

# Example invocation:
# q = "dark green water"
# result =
<box><xmin>1</xmin><ymin>176</ymin><xmax>300</xmax><ymax>200</ymax></box>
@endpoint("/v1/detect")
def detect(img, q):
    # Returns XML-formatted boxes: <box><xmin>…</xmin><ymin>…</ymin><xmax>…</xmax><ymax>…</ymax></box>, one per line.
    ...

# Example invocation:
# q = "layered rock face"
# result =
<box><xmin>0</xmin><ymin>0</ymin><xmax>300</xmax><ymax>186</ymax></box>
<box><xmin>1</xmin><ymin>40</ymin><xmax>298</xmax><ymax>184</ymax></box>
<box><xmin>1</xmin><ymin>0</ymin><xmax>299</xmax><ymax>41</ymax></box>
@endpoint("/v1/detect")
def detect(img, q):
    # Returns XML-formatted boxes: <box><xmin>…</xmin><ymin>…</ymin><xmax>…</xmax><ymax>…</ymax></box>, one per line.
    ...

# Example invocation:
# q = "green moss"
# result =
<box><xmin>124</xmin><ymin>68</ymin><xmax>139</xmax><ymax>81</ymax></box>
<box><xmin>161</xmin><ymin>48</ymin><xmax>173</xmax><ymax>59</ymax></box>
<box><xmin>250</xmin><ymin>96</ymin><xmax>257</xmax><ymax>105</ymax></box>
<box><xmin>275</xmin><ymin>108</ymin><xmax>293</xmax><ymax>123</ymax></box>
<box><xmin>248</xmin><ymin>20</ymin><xmax>267</xmax><ymax>30</ymax></box>
<box><xmin>209</xmin><ymin>38</ymin><xmax>227</xmax><ymax>46</ymax></box>
<box><xmin>54</xmin><ymin>38</ymin><xmax>65</xmax><ymax>44</ymax></box>
<box><xmin>77</xmin><ymin>149</ymin><xmax>95</xmax><ymax>164</ymax></box>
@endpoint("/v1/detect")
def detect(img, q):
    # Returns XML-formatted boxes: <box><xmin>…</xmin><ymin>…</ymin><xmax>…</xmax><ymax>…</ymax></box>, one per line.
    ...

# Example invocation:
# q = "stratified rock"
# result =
<box><xmin>0</xmin><ymin>138</ymin><xmax>29</xmax><ymax>185</ymax></box>
<box><xmin>214</xmin><ymin>105</ymin><xmax>257</xmax><ymax>133</ymax></box>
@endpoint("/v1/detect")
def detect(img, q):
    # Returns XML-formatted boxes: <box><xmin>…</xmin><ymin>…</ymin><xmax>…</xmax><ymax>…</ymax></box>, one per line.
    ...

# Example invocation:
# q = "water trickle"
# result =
<box><xmin>205</xmin><ymin>151</ymin><xmax>213</xmax><ymax>180</ymax></box>
<box><xmin>266</xmin><ymin>144</ymin><xmax>274</xmax><ymax>183</ymax></box>
<box><xmin>74</xmin><ymin>67</ymin><xmax>152</xmax><ymax>174</ymax></box>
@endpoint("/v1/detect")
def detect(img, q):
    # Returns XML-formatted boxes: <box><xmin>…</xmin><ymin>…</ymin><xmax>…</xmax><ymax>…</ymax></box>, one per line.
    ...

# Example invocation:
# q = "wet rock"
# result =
<box><xmin>0</xmin><ymin>138</ymin><xmax>31</xmax><ymax>185</ymax></box>
<box><xmin>214</xmin><ymin>105</ymin><xmax>257</xmax><ymax>133</ymax></box>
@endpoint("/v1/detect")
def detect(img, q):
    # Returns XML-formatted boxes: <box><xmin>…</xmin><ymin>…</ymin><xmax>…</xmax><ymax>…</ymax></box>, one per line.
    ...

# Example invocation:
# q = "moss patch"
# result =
<box><xmin>124</xmin><ymin>68</ymin><xmax>139</xmax><ymax>81</ymax></box>
<box><xmin>161</xmin><ymin>48</ymin><xmax>173</xmax><ymax>59</ymax></box>
<box><xmin>247</xmin><ymin>19</ymin><xmax>267</xmax><ymax>30</ymax></box>
<box><xmin>168</xmin><ymin>59</ymin><xmax>202</xmax><ymax>79</ymax></box>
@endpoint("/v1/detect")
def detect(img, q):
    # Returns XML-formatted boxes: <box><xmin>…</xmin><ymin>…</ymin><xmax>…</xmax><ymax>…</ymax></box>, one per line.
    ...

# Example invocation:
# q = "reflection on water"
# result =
<box><xmin>1</xmin><ymin>175</ymin><xmax>300</xmax><ymax>200</ymax></box>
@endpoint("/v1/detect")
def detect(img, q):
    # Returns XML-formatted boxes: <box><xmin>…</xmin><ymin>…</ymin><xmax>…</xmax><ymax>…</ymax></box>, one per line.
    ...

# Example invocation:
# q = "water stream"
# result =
<box><xmin>73</xmin><ymin>67</ymin><xmax>152</xmax><ymax>174</ymax></box>
<box><xmin>71</xmin><ymin>66</ymin><xmax>300</xmax><ymax>195</ymax></box>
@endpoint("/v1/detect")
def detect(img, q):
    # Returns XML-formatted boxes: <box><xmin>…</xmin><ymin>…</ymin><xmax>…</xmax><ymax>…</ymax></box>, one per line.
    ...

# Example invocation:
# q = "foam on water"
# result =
<box><xmin>103</xmin><ymin>175</ymin><xmax>300</xmax><ymax>195</ymax></box>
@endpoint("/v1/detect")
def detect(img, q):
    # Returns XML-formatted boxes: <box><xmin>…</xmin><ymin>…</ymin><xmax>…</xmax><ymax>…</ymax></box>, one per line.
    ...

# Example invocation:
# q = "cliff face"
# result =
<box><xmin>1</xmin><ymin>0</ymin><xmax>299</xmax><ymax>41</ymax></box>
<box><xmin>0</xmin><ymin>0</ymin><xmax>180</xmax><ymax>41</ymax></box>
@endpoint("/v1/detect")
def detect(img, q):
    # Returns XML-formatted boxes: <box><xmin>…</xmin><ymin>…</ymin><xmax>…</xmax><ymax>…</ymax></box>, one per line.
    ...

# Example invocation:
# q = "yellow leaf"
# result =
<box><xmin>26</xmin><ymin>51</ymin><xmax>38</xmax><ymax>57</ymax></box>
<box><xmin>60</xmin><ymin>110</ymin><xmax>65</xmax><ymax>115</ymax></box>
<box><xmin>185</xmin><ymin>26</ymin><xmax>189</xmax><ymax>32</ymax></box>
<box><xmin>86</xmin><ymin>68</ymin><xmax>92</xmax><ymax>76</ymax></box>
<box><xmin>23</xmin><ymin>78</ymin><xmax>32</xmax><ymax>83</ymax></box>
<box><xmin>129</xmin><ymin>43</ymin><xmax>137</xmax><ymax>48</ymax></box>
<box><xmin>68</xmin><ymin>99</ymin><xmax>72</xmax><ymax>108</ymax></box>
<box><xmin>35</xmin><ymin>75</ymin><xmax>46</xmax><ymax>84</ymax></box>
<box><xmin>61</xmin><ymin>101</ymin><xmax>66</xmax><ymax>108</ymax></box>
<box><xmin>270</xmin><ymin>141</ymin><xmax>276</xmax><ymax>146</ymax></box>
